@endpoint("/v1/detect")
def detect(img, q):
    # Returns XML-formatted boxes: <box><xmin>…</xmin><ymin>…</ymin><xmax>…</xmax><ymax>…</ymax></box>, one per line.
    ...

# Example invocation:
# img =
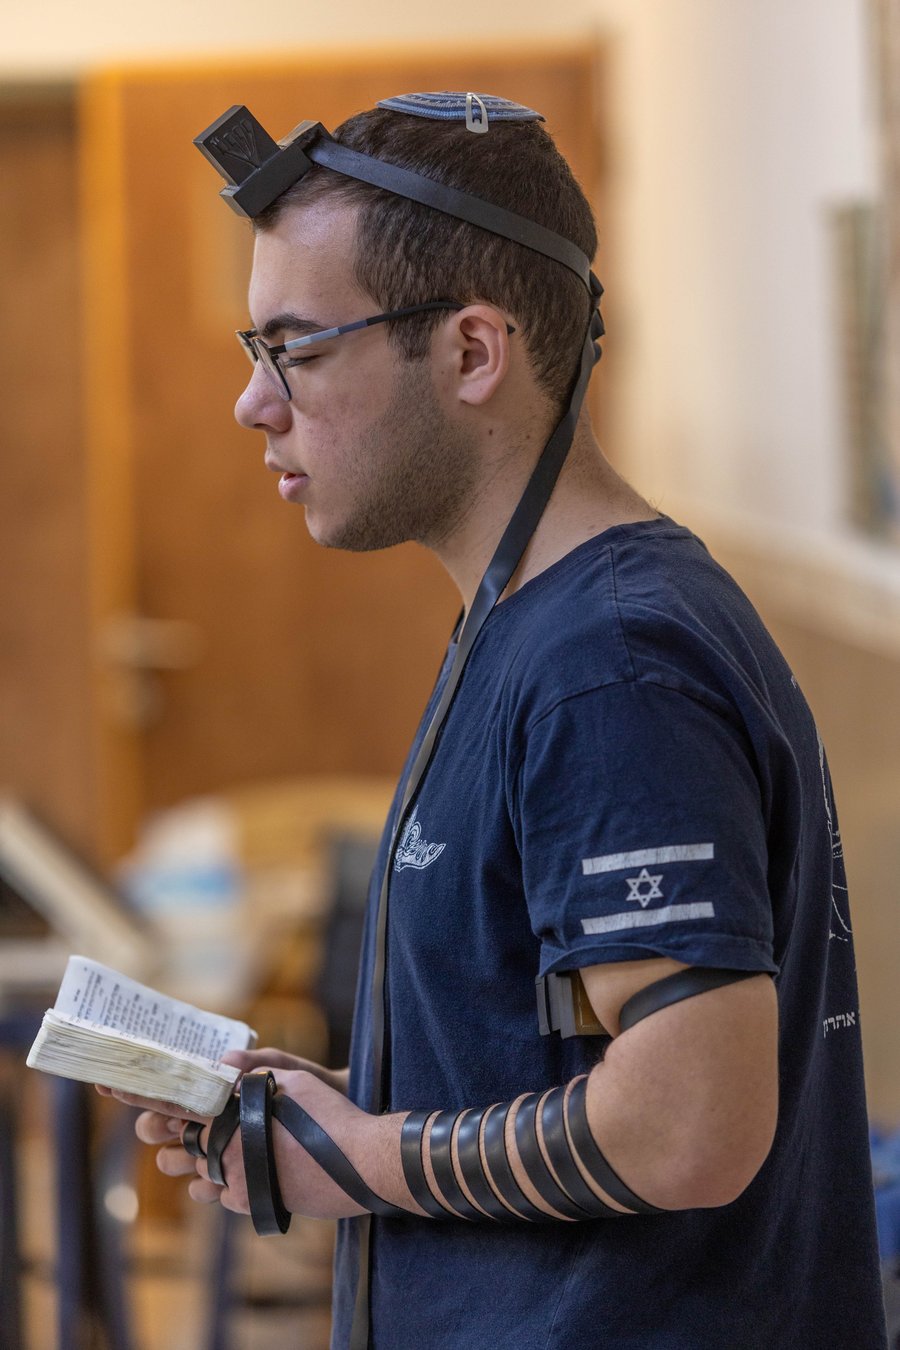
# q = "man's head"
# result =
<box><xmin>254</xmin><ymin>106</ymin><xmax>598</xmax><ymax>416</ymax></box>
<box><xmin>233</xmin><ymin>98</ymin><xmax>599</xmax><ymax>562</ymax></box>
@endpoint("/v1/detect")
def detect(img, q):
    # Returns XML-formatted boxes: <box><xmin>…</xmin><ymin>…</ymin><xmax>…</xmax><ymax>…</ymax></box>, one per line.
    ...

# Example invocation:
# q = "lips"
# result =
<box><xmin>277</xmin><ymin>470</ymin><xmax>309</xmax><ymax>503</ymax></box>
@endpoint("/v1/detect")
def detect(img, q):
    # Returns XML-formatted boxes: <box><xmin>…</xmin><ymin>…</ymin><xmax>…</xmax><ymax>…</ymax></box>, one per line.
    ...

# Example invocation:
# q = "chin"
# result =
<box><xmin>304</xmin><ymin>504</ymin><xmax>413</xmax><ymax>553</ymax></box>
<box><xmin>303</xmin><ymin>513</ymin><xmax>387</xmax><ymax>554</ymax></box>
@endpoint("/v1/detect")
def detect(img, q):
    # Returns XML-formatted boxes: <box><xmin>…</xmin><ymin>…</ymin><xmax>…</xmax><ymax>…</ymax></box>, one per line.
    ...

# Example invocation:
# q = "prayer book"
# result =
<box><xmin>26</xmin><ymin>954</ymin><xmax>256</xmax><ymax>1116</ymax></box>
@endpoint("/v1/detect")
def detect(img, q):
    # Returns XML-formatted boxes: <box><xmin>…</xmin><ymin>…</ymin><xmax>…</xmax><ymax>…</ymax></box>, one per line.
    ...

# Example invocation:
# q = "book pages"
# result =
<box><xmin>52</xmin><ymin>954</ymin><xmax>256</xmax><ymax>1062</ymax></box>
<box><xmin>26</xmin><ymin>954</ymin><xmax>257</xmax><ymax>1116</ymax></box>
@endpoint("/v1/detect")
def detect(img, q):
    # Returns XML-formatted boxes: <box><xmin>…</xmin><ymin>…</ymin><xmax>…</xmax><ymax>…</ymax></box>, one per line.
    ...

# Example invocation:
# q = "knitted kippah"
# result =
<box><xmin>376</xmin><ymin>91</ymin><xmax>544</xmax><ymax>132</ymax></box>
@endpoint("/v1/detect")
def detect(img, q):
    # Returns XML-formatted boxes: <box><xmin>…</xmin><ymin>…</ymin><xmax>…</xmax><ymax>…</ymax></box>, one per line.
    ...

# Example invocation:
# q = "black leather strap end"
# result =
<box><xmin>539</xmin><ymin>1086</ymin><xmax>620</xmax><ymax>1219</ymax></box>
<box><xmin>513</xmin><ymin>1092</ymin><xmax>585</xmax><ymax>1220</ymax></box>
<box><xmin>618</xmin><ymin>967</ymin><xmax>758</xmax><ymax>1034</ymax></box>
<box><xmin>566</xmin><ymin>1077</ymin><xmax>664</xmax><ymax>1216</ymax></box>
<box><xmin>400</xmin><ymin>1110</ymin><xmax>455</xmax><ymax>1219</ymax></box>
<box><xmin>427</xmin><ymin>1111</ymin><xmax>482</xmax><ymax>1221</ymax></box>
<box><xmin>454</xmin><ymin>1107</ymin><xmax>514</xmax><ymax>1222</ymax></box>
<box><xmin>479</xmin><ymin>1101</ymin><xmax>547</xmax><ymax>1223</ymax></box>
<box><xmin>205</xmin><ymin>1094</ymin><xmax>240</xmax><ymax>1186</ymax></box>
<box><xmin>240</xmin><ymin>1071</ymin><xmax>291</xmax><ymax>1235</ymax></box>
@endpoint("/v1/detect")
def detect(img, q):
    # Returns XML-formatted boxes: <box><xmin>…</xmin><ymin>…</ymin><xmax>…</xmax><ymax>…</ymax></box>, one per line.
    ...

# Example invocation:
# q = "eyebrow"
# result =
<box><xmin>257</xmin><ymin>311</ymin><xmax>327</xmax><ymax>341</ymax></box>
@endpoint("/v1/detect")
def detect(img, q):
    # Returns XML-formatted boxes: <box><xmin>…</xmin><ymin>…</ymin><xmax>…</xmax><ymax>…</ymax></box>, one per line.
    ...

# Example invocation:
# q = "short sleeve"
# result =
<box><xmin>511</xmin><ymin>680</ymin><xmax>779</xmax><ymax>977</ymax></box>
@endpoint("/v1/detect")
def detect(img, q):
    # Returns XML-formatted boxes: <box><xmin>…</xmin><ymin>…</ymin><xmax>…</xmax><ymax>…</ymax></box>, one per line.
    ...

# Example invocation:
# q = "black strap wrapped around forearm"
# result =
<box><xmin>478</xmin><ymin>1101</ymin><xmax>547</xmax><ymax>1222</ymax></box>
<box><xmin>427</xmin><ymin>1110</ymin><xmax>482</xmax><ymax>1220</ymax></box>
<box><xmin>204</xmin><ymin>1073</ymin><xmax>664</xmax><ymax>1232</ymax></box>
<box><xmin>271</xmin><ymin>1093</ymin><xmax>408</xmax><ymax>1221</ymax></box>
<box><xmin>513</xmin><ymin>1092</ymin><xmax>585</xmax><ymax>1220</ymax></box>
<box><xmin>566</xmin><ymin>1076</ymin><xmax>664</xmax><ymax>1216</ymax></box>
<box><xmin>539</xmin><ymin>1085</ymin><xmax>622</xmax><ymax>1218</ymax></box>
<box><xmin>455</xmin><ymin>1107</ymin><xmax>519</xmax><ymax>1223</ymax></box>
<box><xmin>400</xmin><ymin>1110</ymin><xmax>456</xmax><ymax>1218</ymax></box>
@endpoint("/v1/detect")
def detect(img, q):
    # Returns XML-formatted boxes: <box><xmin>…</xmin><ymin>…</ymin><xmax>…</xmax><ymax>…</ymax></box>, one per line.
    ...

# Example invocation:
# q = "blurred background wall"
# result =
<box><xmin>2</xmin><ymin>0</ymin><xmax>897</xmax><ymax>1118</ymax></box>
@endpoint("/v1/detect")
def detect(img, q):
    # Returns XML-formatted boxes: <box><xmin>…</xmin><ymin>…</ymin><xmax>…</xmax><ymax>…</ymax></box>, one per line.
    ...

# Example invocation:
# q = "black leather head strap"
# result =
<box><xmin>193</xmin><ymin>104</ymin><xmax>600</xmax><ymax>300</ymax></box>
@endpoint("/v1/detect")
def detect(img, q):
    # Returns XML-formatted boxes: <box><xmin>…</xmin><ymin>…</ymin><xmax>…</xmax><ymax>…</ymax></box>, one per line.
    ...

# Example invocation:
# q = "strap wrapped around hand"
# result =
<box><xmin>240</xmin><ymin>1071</ymin><xmax>291</xmax><ymax>1234</ymax></box>
<box><xmin>207</xmin><ymin>1071</ymin><xmax>408</xmax><ymax>1235</ymax></box>
<box><xmin>206</xmin><ymin>1094</ymin><xmax>240</xmax><ymax>1186</ymax></box>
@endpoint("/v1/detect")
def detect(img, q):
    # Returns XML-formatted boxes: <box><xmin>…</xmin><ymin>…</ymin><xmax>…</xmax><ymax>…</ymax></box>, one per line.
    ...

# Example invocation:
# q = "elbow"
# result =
<box><xmin>666</xmin><ymin>1151</ymin><xmax>771</xmax><ymax>1210</ymax></box>
<box><xmin>652</xmin><ymin>1112</ymin><xmax>777</xmax><ymax>1211</ymax></box>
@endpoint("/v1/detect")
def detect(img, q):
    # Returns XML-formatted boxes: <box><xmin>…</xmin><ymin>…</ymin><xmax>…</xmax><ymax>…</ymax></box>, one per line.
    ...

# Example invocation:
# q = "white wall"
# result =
<box><xmin>609</xmin><ymin>0</ymin><xmax>878</xmax><ymax>540</ymax></box>
<box><xmin>2</xmin><ymin>0</ymin><xmax>880</xmax><ymax>547</ymax></box>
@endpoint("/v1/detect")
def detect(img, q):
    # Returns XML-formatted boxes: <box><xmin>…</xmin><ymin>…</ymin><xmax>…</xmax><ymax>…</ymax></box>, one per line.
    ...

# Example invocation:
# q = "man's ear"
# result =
<box><xmin>443</xmin><ymin>305</ymin><xmax>513</xmax><ymax>407</ymax></box>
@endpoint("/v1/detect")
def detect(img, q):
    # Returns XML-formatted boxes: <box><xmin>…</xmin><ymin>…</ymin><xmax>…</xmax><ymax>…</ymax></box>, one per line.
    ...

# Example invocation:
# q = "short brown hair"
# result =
<box><xmin>256</xmin><ymin>107</ymin><xmax>598</xmax><ymax>413</ymax></box>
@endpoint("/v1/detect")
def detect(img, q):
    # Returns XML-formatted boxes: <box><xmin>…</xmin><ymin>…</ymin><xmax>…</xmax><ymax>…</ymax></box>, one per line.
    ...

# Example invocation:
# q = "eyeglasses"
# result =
<box><xmin>236</xmin><ymin>300</ymin><xmax>473</xmax><ymax>401</ymax></box>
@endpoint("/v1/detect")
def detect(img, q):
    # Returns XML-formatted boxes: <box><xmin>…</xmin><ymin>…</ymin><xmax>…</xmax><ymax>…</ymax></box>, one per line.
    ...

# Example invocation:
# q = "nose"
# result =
<box><xmin>234</xmin><ymin>363</ymin><xmax>292</xmax><ymax>432</ymax></box>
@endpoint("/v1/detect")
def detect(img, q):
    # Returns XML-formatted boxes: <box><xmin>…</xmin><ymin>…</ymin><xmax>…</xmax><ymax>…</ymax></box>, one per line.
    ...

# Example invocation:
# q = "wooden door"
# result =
<box><xmin>0</xmin><ymin>89</ymin><xmax>100</xmax><ymax>858</ymax></box>
<box><xmin>80</xmin><ymin>46</ymin><xmax>608</xmax><ymax>860</ymax></box>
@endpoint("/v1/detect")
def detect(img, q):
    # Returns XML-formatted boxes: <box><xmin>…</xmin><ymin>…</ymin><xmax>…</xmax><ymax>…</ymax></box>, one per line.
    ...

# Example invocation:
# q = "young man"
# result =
<box><xmin>122</xmin><ymin>95</ymin><xmax>886</xmax><ymax>1347</ymax></box>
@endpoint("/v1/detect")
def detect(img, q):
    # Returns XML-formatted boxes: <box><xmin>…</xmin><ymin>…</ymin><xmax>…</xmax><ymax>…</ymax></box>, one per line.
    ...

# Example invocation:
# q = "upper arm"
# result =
<box><xmin>513</xmin><ymin>681</ymin><xmax>784</xmax><ymax>1207</ymax></box>
<box><xmin>578</xmin><ymin>957</ymin><xmax>779</xmax><ymax>1209</ymax></box>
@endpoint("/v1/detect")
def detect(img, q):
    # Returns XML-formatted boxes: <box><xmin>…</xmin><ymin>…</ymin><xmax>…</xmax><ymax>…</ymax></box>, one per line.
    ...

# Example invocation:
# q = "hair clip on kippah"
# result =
<box><xmin>466</xmin><ymin>93</ymin><xmax>489</xmax><ymax>134</ymax></box>
<box><xmin>374</xmin><ymin>92</ymin><xmax>544</xmax><ymax>123</ymax></box>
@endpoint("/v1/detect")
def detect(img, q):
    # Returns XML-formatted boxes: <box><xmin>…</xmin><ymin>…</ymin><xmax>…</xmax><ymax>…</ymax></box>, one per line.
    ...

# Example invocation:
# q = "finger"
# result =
<box><xmin>156</xmin><ymin>1144</ymin><xmax>200</xmax><ymax>1178</ymax></box>
<box><xmin>221</xmin><ymin>1048</ymin><xmax>300</xmax><ymax>1072</ymax></box>
<box><xmin>103</xmin><ymin>1085</ymin><xmax>209</xmax><ymax>1117</ymax></box>
<box><xmin>135</xmin><ymin>1112</ymin><xmax>185</xmax><ymax>1145</ymax></box>
<box><xmin>187</xmin><ymin>1176</ymin><xmax>223</xmax><ymax>1205</ymax></box>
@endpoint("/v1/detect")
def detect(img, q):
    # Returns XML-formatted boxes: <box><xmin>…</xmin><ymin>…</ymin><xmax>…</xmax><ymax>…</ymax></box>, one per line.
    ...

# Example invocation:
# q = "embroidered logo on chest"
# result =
<box><xmin>393</xmin><ymin>807</ymin><xmax>446</xmax><ymax>872</ymax></box>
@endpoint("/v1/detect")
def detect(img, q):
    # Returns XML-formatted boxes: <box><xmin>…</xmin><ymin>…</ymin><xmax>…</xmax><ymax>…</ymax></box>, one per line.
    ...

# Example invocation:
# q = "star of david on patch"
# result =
<box><xmin>625</xmin><ymin>868</ymin><xmax>664</xmax><ymax>908</ymax></box>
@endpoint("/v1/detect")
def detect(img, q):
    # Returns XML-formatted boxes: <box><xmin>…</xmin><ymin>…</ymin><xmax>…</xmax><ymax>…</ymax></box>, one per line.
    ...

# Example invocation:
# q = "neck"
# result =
<box><xmin>430</xmin><ymin>411</ymin><xmax>657</xmax><ymax>612</ymax></box>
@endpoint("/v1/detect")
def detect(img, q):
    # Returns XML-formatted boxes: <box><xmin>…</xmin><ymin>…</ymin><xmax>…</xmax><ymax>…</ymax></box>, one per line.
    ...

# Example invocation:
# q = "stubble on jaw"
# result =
<box><xmin>319</xmin><ymin>357</ymin><xmax>480</xmax><ymax>555</ymax></box>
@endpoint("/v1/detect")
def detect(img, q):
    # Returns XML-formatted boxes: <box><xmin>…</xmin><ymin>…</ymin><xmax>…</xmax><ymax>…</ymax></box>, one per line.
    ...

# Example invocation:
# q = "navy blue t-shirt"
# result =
<box><xmin>332</xmin><ymin>518</ymin><xmax>886</xmax><ymax>1349</ymax></box>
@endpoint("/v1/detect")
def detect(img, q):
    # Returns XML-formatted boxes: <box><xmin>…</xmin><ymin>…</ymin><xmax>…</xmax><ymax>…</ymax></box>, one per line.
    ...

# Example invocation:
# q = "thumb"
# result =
<box><xmin>221</xmin><ymin>1046</ymin><xmax>301</xmax><ymax>1072</ymax></box>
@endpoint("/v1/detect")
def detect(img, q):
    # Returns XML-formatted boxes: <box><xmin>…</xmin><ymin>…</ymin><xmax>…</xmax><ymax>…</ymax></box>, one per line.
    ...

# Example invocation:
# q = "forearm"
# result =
<box><xmin>267</xmin><ymin>1069</ymin><xmax>650</xmax><ymax>1224</ymax></box>
<box><xmin>398</xmin><ymin>1077</ymin><xmax>637</xmax><ymax>1222</ymax></box>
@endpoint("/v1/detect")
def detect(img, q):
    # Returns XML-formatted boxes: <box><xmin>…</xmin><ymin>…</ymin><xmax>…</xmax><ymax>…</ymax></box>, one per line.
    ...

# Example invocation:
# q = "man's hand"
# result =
<box><xmin>138</xmin><ymin>1069</ymin><xmax>365</xmax><ymax>1218</ymax></box>
<box><xmin>120</xmin><ymin>1057</ymin><xmax>423</xmax><ymax>1222</ymax></box>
